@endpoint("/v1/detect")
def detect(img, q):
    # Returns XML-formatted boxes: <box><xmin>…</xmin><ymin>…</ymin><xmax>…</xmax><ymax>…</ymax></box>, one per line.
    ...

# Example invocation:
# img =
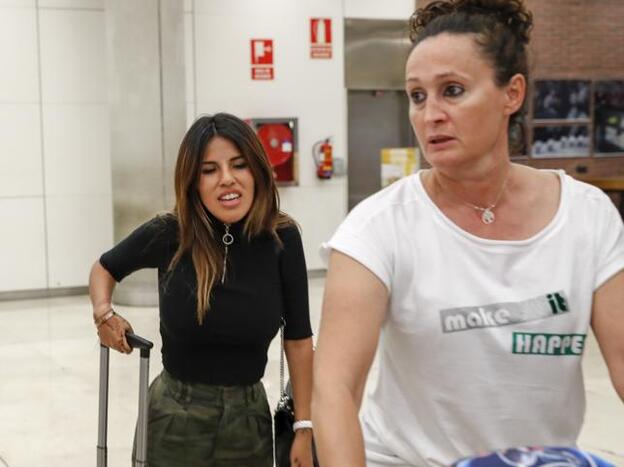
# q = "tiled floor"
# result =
<box><xmin>0</xmin><ymin>277</ymin><xmax>622</xmax><ymax>466</ymax></box>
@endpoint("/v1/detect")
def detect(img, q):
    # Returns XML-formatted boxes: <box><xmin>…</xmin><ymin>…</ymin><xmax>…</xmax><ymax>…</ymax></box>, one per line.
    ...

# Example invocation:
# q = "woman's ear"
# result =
<box><xmin>504</xmin><ymin>73</ymin><xmax>526</xmax><ymax>116</ymax></box>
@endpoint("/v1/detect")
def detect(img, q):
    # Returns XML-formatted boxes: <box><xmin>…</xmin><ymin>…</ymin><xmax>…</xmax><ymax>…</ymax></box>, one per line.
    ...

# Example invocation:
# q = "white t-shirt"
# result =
<box><xmin>321</xmin><ymin>170</ymin><xmax>624</xmax><ymax>466</ymax></box>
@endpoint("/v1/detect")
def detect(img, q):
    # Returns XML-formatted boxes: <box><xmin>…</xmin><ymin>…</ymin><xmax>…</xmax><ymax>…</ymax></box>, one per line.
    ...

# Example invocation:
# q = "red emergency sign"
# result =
<box><xmin>251</xmin><ymin>39</ymin><xmax>273</xmax><ymax>65</ymax></box>
<box><xmin>250</xmin><ymin>39</ymin><xmax>274</xmax><ymax>80</ymax></box>
<box><xmin>310</xmin><ymin>18</ymin><xmax>332</xmax><ymax>59</ymax></box>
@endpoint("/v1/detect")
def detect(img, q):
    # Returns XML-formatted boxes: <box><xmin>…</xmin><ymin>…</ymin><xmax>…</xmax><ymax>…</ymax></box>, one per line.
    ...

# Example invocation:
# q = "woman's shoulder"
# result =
<box><xmin>148</xmin><ymin>211</ymin><xmax>178</xmax><ymax>229</ymax></box>
<box><xmin>533</xmin><ymin>168</ymin><xmax>617</xmax><ymax>213</ymax></box>
<box><xmin>344</xmin><ymin>174</ymin><xmax>422</xmax><ymax>229</ymax></box>
<box><xmin>275</xmin><ymin>215</ymin><xmax>301</xmax><ymax>243</ymax></box>
<box><xmin>563</xmin><ymin>173</ymin><xmax>613</xmax><ymax>200</ymax></box>
<box><xmin>526</xmin><ymin>167</ymin><xmax>619</xmax><ymax>220</ymax></box>
<box><xmin>138</xmin><ymin>212</ymin><xmax>179</xmax><ymax>242</ymax></box>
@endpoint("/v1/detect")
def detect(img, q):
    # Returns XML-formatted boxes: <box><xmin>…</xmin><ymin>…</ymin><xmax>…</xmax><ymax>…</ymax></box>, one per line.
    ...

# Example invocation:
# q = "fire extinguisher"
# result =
<box><xmin>312</xmin><ymin>138</ymin><xmax>333</xmax><ymax>179</ymax></box>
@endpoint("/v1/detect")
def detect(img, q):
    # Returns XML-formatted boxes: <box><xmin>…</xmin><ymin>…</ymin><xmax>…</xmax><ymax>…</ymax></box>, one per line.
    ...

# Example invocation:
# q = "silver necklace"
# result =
<box><xmin>463</xmin><ymin>175</ymin><xmax>510</xmax><ymax>225</ymax></box>
<box><xmin>221</xmin><ymin>224</ymin><xmax>233</xmax><ymax>283</ymax></box>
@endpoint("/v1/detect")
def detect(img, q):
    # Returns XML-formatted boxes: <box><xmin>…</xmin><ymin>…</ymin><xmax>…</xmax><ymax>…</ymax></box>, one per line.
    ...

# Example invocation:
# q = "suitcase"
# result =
<box><xmin>97</xmin><ymin>332</ymin><xmax>154</xmax><ymax>467</ymax></box>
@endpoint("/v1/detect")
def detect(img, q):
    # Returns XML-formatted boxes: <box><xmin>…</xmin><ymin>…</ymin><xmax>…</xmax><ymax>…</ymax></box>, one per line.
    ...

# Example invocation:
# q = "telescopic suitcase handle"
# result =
<box><xmin>97</xmin><ymin>332</ymin><xmax>154</xmax><ymax>467</ymax></box>
<box><xmin>126</xmin><ymin>332</ymin><xmax>154</xmax><ymax>352</ymax></box>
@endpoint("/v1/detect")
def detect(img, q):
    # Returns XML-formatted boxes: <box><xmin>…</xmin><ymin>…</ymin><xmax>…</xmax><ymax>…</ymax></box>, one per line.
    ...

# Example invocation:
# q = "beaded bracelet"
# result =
<box><xmin>94</xmin><ymin>309</ymin><xmax>116</xmax><ymax>328</ymax></box>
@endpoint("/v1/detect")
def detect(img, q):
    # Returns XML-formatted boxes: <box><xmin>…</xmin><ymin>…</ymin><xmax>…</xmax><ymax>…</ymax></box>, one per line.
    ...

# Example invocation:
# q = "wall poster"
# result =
<box><xmin>533</xmin><ymin>80</ymin><xmax>590</xmax><ymax>121</ymax></box>
<box><xmin>594</xmin><ymin>80</ymin><xmax>624</xmax><ymax>156</ymax></box>
<box><xmin>531</xmin><ymin>125</ymin><xmax>590</xmax><ymax>158</ymax></box>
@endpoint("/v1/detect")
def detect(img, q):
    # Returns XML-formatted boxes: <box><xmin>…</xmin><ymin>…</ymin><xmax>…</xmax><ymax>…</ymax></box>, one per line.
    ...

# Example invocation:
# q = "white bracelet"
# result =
<box><xmin>293</xmin><ymin>420</ymin><xmax>313</xmax><ymax>431</ymax></box>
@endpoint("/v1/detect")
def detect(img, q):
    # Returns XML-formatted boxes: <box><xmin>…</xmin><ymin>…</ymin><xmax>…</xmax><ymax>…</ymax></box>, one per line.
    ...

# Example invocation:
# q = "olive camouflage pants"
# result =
<box><xmin>132</xmin><ymin>370</ymin><xmax>273</xmax><ymax>467</ymax></box>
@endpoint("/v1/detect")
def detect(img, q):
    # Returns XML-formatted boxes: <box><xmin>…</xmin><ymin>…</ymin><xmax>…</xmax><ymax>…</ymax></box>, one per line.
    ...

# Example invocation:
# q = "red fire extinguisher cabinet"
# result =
<box><xmin>248</xmin><ymin>118</ymin><xmax>298</xmax><ymax>185</ymax></box>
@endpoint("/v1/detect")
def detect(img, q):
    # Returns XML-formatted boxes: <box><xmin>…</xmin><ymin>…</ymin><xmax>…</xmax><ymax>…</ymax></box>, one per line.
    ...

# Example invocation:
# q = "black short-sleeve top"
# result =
<box><xmin>99</xmin><ymin>214</ymin><xmax>312</xmax><ymax>385</ymax></box>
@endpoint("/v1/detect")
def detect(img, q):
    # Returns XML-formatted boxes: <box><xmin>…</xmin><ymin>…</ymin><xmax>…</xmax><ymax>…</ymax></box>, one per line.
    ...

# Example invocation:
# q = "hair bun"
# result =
<box><xmin>457</xmin><ymin>0</ymin><xmax>532</xmax><ymax>43</ymax></box>
<box><xmin>411</xmin><ymin>0</ymin><xmax>532</xmax><ymax>45</ymax></box>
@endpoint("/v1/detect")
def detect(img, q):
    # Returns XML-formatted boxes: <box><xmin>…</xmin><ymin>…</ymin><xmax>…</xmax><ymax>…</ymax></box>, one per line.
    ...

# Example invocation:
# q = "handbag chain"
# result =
<box><xmin>279</xmin><ymin>316</ymin><xmax>285</xmax><ymax>394</ymax></box>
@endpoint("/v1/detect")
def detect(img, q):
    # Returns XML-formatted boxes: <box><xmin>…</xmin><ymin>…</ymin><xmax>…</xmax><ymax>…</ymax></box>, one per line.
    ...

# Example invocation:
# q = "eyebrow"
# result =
<box><xmin>202</xmin><ymin>155</ymin><xmax>245</xmax><ymax>165</ymax></box>
<box><xmin>406</xmin><ymin>71</ymin><xmax>469</xmax><ymax>84</ymax></box>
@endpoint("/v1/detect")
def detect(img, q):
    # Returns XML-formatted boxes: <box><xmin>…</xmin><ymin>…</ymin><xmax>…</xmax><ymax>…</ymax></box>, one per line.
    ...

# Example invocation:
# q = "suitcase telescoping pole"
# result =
<box><xmin>97</xmin><ymin>341</ymin><xmax>109</xmax><ymax>467</ymax></box>
<box><xmin>97</xmin><ymin>332</ymin><xmax>154</xmax><ymax>467</ymax></box>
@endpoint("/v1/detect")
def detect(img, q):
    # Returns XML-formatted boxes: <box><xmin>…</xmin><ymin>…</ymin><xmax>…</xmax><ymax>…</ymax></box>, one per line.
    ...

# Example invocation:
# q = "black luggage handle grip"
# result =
<box><xmin>126</xmin><ymin>332</ymin><xmax>154</xmax><ymax>351</ymax></box>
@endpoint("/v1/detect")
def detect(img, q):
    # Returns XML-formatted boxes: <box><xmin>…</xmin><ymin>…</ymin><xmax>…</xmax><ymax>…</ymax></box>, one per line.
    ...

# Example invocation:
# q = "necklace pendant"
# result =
<box><xmin>481</xmin><ymin>208</ymin><xmax>495</xmax><ymax>224</ymax></box>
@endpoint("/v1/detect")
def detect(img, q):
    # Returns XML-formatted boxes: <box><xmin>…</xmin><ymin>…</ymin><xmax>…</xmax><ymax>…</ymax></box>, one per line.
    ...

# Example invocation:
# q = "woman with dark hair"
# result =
<box><xmin>313</xmin><ymin>1</ymin><xmax>624</xmax><ymax>466</ymax></box>
<box><xmin>90</xmin><ymin>113</ymin><xmax>314</xmax><ymax>466</ymax></box>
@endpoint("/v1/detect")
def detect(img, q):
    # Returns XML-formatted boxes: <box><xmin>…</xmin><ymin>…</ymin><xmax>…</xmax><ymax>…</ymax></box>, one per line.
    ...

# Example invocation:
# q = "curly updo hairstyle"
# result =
<box><xmin>409</xmin><ymin>0</ymin><xmax>533</xmax><ymax>156</ymax></box>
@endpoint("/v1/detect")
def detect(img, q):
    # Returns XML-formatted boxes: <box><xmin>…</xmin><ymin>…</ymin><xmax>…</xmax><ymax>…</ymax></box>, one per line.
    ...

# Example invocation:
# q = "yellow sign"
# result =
<box><xmin>381</xmin><ymin>147</ymin><xmax>419</xmax><ymax>187</ymax></box>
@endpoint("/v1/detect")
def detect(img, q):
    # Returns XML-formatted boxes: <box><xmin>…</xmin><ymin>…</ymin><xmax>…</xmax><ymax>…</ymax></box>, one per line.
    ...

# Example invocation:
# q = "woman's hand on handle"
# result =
<box><xmin>97</xmin><ymin>313</ymin><xmax>134</xmax><ymax>354</ymax></box>
<box><xmin>89</xmin><ymin>259</ymin><xmax>133</xmax><ymax>353</ymax></box>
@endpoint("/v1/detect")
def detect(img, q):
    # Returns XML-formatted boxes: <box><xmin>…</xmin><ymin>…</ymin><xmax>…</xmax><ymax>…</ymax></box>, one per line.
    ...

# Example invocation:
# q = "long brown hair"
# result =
<box><xmin>170</xmin><ymin>113</ymin><xmax>292</xmax><ymax>324</ymax></box>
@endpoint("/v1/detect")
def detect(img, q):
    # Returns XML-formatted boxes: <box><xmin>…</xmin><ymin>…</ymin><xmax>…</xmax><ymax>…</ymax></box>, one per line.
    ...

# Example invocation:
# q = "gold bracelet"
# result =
<box><xmin>94</xmin><ymin>309</ymin><xmax>115</xmax><ymax>328</ymax></box>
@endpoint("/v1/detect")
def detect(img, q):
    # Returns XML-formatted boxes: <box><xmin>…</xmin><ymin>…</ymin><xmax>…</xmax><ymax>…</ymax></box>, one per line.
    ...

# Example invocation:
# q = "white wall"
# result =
<box><xmin>0</xmin><ymin>0</ymin><xmax>415</xmax><ymax>293</ymax></box>
<box><xmin>0</xmin><ymin>1</ymin><xmax>112</xmax><ymax>292</ymax></box>
<box><xmin>0</xmin><ymin>3</ymin><xmax>46</xmax><ymax>292</ymax></box>
<box><xmin>186</xmin><ymin>0</ymin><xmax>348</xmax><ymax>269</ymax></box>
<box><xmin>344</xmin><ymin>0</ymin><xmax>415</xmax><ymax>20</ymax></box>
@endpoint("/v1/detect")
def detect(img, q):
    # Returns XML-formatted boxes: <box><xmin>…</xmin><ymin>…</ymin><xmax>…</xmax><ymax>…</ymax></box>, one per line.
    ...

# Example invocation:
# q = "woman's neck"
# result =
<box><xmin>427</xmin><ymin>161</ymin><xmax>513</xmax><ymax>209</ymax></box>
<box><xmin>204</xmin><ymin>210</ymin><xmax>246</xmax><ymax>235</ymax></box>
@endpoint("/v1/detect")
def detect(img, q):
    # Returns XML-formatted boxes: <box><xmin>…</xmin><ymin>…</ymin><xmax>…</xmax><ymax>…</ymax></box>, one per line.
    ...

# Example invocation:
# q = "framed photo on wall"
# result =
<box><xmin>593</xmin><ymin>80</ymin><xmax>624</xmax><ymax>156</ymax></box>
<box><xmin>533</xmin><ymin>80</ymin><xmax>590</xmax><ymax>122</ymax></box>
<box><xmin>531</xmin><ymin>125</ymin><xmax>590</xmax><ymax>158</ymax></box>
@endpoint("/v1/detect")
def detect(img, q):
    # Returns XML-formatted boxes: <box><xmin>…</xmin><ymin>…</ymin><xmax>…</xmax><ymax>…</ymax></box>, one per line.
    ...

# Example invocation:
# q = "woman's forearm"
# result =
<box><xmin>284</xmin><ymin>337</ymin><xmax>314</xmax><ymax>420</ymax></box>
<box><xmin>312</xmin><ymin>251</ymin><xmax>389</xmax><ymax>466</ymax></box>
<box><xmin>89</xmin><ymin>260</ymin><xmax>117</xmax><ymax>319</ymax></box>
<box><xmin>312</xmin><ymin>379</ymin><xmax>367</xmax><ymax>466</ymax></box>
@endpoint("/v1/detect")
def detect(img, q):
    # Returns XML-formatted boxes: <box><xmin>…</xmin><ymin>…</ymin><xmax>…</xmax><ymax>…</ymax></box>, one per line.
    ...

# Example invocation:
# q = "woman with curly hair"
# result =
<box><xmin>313</xmin><ymin>1</ymin><xmax>624</xmax><ymax>466</ymax></box>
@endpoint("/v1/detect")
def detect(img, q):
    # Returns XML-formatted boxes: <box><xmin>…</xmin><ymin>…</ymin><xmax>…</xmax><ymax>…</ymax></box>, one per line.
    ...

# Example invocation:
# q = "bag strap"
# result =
<box><xmin>279</xmin><ymin>317</ymin><xmax>285</xmax><ymax>394</ymax></box>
